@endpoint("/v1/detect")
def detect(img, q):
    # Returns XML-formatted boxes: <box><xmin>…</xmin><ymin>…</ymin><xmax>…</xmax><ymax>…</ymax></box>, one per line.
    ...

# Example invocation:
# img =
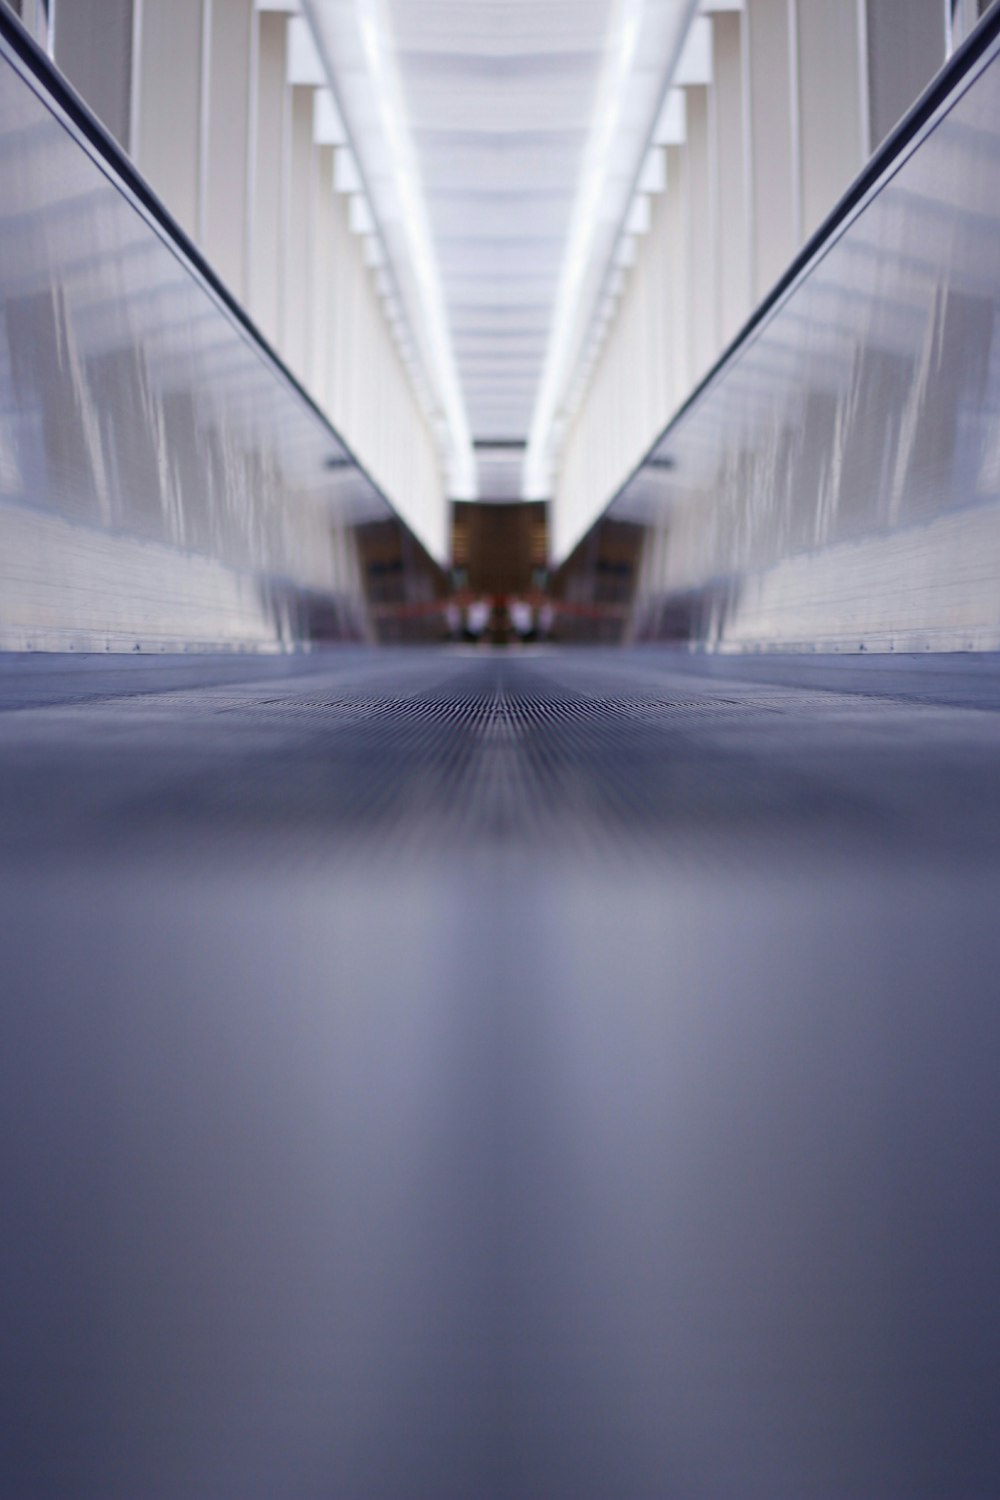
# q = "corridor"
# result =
<box><xmin>4</xmin><ymin>0</ymin><xmax>1000</xmax><ymax>1492</ymax></box>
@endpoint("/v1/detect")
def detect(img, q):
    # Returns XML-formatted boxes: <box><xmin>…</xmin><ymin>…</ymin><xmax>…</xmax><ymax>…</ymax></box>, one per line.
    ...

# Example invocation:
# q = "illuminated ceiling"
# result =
<box><xmin>304</xmin><ymin>0</ymin><xmax>697</xmax><ymax>498</ymax></box>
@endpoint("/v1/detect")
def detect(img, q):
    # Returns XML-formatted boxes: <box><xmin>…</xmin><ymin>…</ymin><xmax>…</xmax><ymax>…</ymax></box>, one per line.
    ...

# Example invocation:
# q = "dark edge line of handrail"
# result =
<box><xmin>558</xmin><ymin>2</ymin><xmax>1000</xmax><ymax>570</ymax></box>
<box><xmin>0</xmin><ymin>1</ymin><xmax>446</xmax><ymax>577</ymax></box>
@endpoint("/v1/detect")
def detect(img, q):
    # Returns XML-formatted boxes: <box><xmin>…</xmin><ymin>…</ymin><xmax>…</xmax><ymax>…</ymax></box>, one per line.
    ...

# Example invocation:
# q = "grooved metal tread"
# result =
<box><xmin>4</xmin><ymin>648</ymin><xmax>1000</xmax><ymax>1500</ymax></box>
<box><xmin>1</xmin><ymin>647</ymin><xmax>998</xmax><ymax>862</ymax></box>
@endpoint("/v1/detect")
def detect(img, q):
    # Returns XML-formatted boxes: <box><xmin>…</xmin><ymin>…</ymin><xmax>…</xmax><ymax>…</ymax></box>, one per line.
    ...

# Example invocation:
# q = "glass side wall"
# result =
<box><xmin>0</xmin><ymin>26</ymin><xmax>426</xmax><ymax>651</ymax></box>
<box><xmin>613</xmin><ymin>29</ymin><xmax>1000</xmax><ymax>653</ymax></box>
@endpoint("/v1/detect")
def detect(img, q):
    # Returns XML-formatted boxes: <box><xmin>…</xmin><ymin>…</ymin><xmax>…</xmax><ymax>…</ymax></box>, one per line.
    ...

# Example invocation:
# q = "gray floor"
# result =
<box><xmin>3</xmin><ymin>647</ymin><xmax>1000</xmax><ymax>1499</ymax></box>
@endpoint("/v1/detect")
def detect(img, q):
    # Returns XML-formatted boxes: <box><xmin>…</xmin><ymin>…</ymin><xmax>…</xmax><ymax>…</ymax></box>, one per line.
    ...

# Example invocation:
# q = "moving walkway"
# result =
<box><xmin>3</xmin><ymin>8</ymin><xmax>1000</xmax><ymax>1497</ymax></box>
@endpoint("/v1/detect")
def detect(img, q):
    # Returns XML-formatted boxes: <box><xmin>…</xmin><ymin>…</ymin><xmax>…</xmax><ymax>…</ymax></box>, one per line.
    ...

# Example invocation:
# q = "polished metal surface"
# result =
<box><xmin>4</xmin><ymin>646</ymin><xmax>1000</xmax><ymax>1498</ymax></box>
<box><xmin>0</xmin><ymin>31</ymin><xmax>393</xmax><ymax>651</ymax></box>
<box><xmin>617</xmin><ymin>28</ymin><xmax>1000</xmax><ymax>652</ymax></box>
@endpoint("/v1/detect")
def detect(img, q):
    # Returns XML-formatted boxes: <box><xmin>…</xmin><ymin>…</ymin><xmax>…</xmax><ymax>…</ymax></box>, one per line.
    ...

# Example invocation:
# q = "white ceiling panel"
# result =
<box><xmin>307</xmin><ymin>0</ymin><xmax>696</xmax><ymax>481</ymax></box>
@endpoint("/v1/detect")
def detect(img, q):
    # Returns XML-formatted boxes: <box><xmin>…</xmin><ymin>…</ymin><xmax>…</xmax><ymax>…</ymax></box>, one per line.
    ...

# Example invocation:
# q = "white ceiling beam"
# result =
<box><xmin>333</xmin><ymin>147</ymin><xmax>361</xmax><ymax>195</ymax></box>
<box><xmin>349</xmin><ymin>195</ymin><xmax>375</xmax><ymax>236</ymax></box>
<box><xmin>625</xmin><ymin>195</ymin><xmax>652</xmax><ymax>235</ymax></box>
<box><xmin>287</xmin><ymin>14</ymin><xmax>325</xmax><ymax>86</ymax></box>
<box><xmin>638</xmin><ymin>148</ymin><xmax>667</xmax><ymax>194</ymax></box>
<box><xmin>653</xmin><ymin>88</ymin><xmax>687</xmax><ymax>146</ymax></box>
<box><xmin>674</xmin><ymin>13</ymin><xmax>713</xmax><ymax>87</ymax></box>
<box><xmin>313</xmin><ymin>90</ymin><xmax>347</xmax><ymax>145</ymax></box>
<box><xmin>614</xmin><ymin>235</ymin><xmax>637</xmax><ymax>268</ymax></box>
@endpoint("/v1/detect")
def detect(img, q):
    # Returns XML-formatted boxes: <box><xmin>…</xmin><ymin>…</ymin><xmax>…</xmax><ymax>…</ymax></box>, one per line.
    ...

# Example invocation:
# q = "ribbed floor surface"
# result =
<box><xmin>2</xmin><ymin>646</ymin><xmax>999</xmax><ymax>861</ymax></box>
<box><xmin>3</xmin><ymin>648</ymin><xmax>1000</xmax><ymax>1499</ymax></box>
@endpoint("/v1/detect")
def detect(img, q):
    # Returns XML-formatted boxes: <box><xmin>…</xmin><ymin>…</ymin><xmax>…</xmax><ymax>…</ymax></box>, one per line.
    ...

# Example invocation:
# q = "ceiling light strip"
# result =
<box><xmin>522</xmin><ymin>0</ymin><xmax>702</xmax><ymax>500</ymax></box>
<box><xmin>300</xmin><ymin>0</ymin><xmax>476</xmax><ymax>498</ymax></box>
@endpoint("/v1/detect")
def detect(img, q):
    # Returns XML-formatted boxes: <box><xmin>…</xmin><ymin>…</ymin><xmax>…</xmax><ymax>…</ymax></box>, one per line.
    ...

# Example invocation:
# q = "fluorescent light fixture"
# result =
<box><xmin>305</xmin><ymin>0</ymin><xmax>474</xmax><ymax>498</ymax></box>
<box><xmin>525</xmin><ymin>0</ymin><xmax>700</xmax><ymax>518</ymax></box>
<box><xmin>523</xmin><ymin>0</ymin><xmax>644</xmax><ymax>500</ymax></box>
